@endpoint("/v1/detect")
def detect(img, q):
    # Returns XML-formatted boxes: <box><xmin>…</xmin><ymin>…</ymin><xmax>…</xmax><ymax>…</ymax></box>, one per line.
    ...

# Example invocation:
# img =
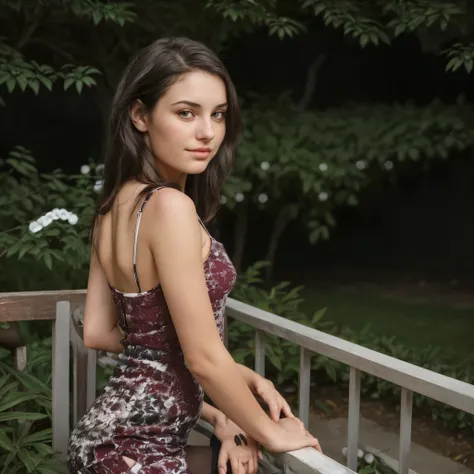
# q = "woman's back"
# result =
<box><xmin>94</xmin><ymin>181</ymin><xmax>211</xmax><ymax>295</ymax></box>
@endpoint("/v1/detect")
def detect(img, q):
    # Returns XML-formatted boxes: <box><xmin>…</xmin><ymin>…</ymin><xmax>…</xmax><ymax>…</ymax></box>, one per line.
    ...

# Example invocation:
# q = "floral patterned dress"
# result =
<box><xmin>67</xmin><ymin>187</ymin><xmax>237</xmax><ymax>473</ymax></box>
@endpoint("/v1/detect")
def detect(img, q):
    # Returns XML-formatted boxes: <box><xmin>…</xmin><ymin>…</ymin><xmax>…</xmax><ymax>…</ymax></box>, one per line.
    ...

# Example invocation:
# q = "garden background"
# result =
<box><xmin>1</xmin><ymin>1</ymin><xmax>474</xmax><ymax>473</ymax></box>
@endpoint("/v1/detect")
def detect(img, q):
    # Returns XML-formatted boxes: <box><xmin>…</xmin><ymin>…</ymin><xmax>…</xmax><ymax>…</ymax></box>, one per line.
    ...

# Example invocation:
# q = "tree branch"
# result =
<box><xmin>296</xmin><ymin>54</ymin><xmax>327</xmax><ymax>110</ymax></box>
<box><xmin>27</xmin><ymin>38</ymin><xmax>75</xmax><ymax>61</ymax></box>
<box><xmin>16</xmin><ymin>4</ymin><xmax>43</xmax><ymax>50</ymax></box>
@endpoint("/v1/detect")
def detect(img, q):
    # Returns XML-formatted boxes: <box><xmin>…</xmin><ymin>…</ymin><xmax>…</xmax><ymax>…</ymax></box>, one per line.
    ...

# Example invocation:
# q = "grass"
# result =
<box><xmin>300</xmin><ymin>286</ymin><xmax>473</xmax><ymax>358</ymax></box>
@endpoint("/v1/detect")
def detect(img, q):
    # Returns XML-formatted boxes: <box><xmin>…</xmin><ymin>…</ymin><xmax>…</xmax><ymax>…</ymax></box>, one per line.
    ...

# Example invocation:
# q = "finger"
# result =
<box><xmin>281</xmin><ymin>398</ymin><xmax>294</xmax><ymax>418</ymax></box>
<box><xmin>314</xmin><ymin>438</ymin><xmax>323</xmax><ymax>453</ymax></box>
<box><xmin>230</xmin><ymin>454</ymin><xmax>240</xmax><ymax>474</ymax></box>
<box><xmin>268</xmin><ymin>399</ymin><xmax>280</xmax><ymax>422</ymax></box>
<box><xmin>218</xmin><ymin>450</ymin><xmax>229</xmax><ymax>474</ymax></box>
<box><xmin>247</xmin><ymin>454</ymin><xmax>255</xmax><ymax>474</ymax></box>
<box><xmin>305</xmin><ymin>432</ymin><xmax>322</xmax><ymax>452</ymax></box>
<box><xmin>257</xmin><ymin>450</ymin><xmax>263</xmax><ymax>460</ymax></box>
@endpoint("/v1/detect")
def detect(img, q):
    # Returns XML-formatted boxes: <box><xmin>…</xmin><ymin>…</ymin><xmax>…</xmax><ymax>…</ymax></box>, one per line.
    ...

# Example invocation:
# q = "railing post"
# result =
<box><xmin>255</xmin><ymin>330</ymin><xmax>265</xmax><ymax>376</ymax></box>
<box><xmin>347</xmin><ymin>367</ymin><xmax>361</xmax><ymax>471</ymax></box>
<box><xmin>299</xmin><ymin>347</ymin><xmax>312</xmax><ymax>427</ymax></box>
<box><xmin>87</xmin><ymin>348</ymin><xmax>97</xmax><ymax>410</ymax></box>
<box><xmin>399</xmin><ymin>388</ymin><xmax>413</xmax><ymax>474</ymax></box>
<box><xmin>52</xmin><ymin>301</ymin><xmax>71</xmax><ymax>456</ymax></box>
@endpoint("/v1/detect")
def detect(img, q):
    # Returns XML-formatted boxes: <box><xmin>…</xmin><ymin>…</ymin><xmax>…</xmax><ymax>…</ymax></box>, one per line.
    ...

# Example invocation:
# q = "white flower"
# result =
<box><xmin>94</xmin><ymin>180</ymin><xmax>103</xmax><ymax>193</ymax></box>
<box><xmin>36</xmin><ymin>216</ymin><xmax>47</xmax><ymax>227</ymax></box>
<box><xmin>365</xmin><ymin>453</ymin><xmax>375</xmax><ymax>464</ymax></box>
<box><xmin>80</xmin><ymin>165</ymin><xmax>90</xmax><ymax>175</ymax></box>
<box><xmin>68</xmin><ymin>213</ymin><xmax>78</xmax><ymax>225</ymax></box>
<box><xmin>319</xmin><ymin>163</ymin><xmax>328</xmax><ymax>172</ymax></box>
<box><xmin>342</xmin><ymin>447</ymin><xmax>348</xmax><ymax>457</ymax></box>
<box><xmin>357</xmin><ymin>449</ymin><xmax>364</xmax><ymax>459</ymax></box>
<box><xmin>257</xmin><ymin>193</ymin><xmax>268</xmax><ymax>204</ymax></box>
<box><xmin>42</xmin><ymin>216</ymin><xmax>53</xmax><ymax>227</ymax></box>
<box><xmin>219</xmin><ymin>195</ymin><xmax>227</xmax><ymax>205</ymax></box>
<box><xmin>37</xmin><ymin>215</ymin><xmax>52</xmax><ymax>227</ymax></box>
<box><xmin>29</xmin><ymin>221</ymin><xmax>42</xmax><ymax>233</ymax></box>
<box><xmin>318</xmin><ymin>191</ymin><xmax>328</xmax><ymax>202</ymax></box>
<box><xmin>51</xmin><ymin>209</ymin><xmax>61</xmax><ymax>220</ymax></box>
<box><xmin>58</xmin><ymin>209</ymin><xmax>70</xmax><ymax>221</ymax></box>
<box><xmin>384</xmin><ymin>160</ymin><xmax>394</xmax><ymax>170</ymax></box>
<box><xmin>235</xmin><ymin>192</ymin><xmax>244</xmax><ymax>203</ymax></box>
<box><xmin>260</xmin><ymin>161</ymin><xmax>270</xmax><ymax>171</ymax></box>
<box><xmin>356</xmin><ymin>160</ymin><xmax>366</xmax><ymax>170</ymax></box>
<box><xmin>45</xmin><ymin>211</ymin><xmax>54</xmax><ymax>220</ymax></box>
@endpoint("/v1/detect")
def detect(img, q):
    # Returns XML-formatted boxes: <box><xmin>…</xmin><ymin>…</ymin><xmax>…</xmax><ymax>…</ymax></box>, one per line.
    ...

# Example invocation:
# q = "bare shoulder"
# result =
<box><xmin>143</xmin><ymin>187</ymin><xmax>199</xmax><ymax>238</ymax></box>
<box><xmin>147</xmin><ymin>187</ymin><xmax>196</xmax><ymax>216</ymax></box>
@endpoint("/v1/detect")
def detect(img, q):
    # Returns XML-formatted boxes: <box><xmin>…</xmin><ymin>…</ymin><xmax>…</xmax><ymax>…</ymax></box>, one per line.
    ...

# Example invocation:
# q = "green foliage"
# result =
<box><xmin>230</xmin><ymin>262</ymin><xmax>474</xmax><ymax>433</ymax></box>
<box><xmin>0</xmin><ymin>147</ymin><xmax>97</xmax><ymax>281</ymax></box>
<box><xmin>224</xmin><ymin>95</ymin><xmax>474</xmax><ymax>245</ymax></box>
<box><xmin>300</xmin><ymin>0</ymin><xmax>474</xmax><ymax>72</ymax></box>
<box><xmin>0</xmin><ymin>348</ymin><xmax>66</xmax><ymax>474</ymax></box>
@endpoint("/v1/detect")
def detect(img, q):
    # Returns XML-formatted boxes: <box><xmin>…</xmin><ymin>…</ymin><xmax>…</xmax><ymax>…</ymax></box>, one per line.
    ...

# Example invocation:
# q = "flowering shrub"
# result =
<box><xmin>0</xmin><ymin>147</ymin><xmax>99</xmax><ymax>286</ymax></box>
<box><xmin>220</xmin><ymin>95</ymin><xmax>474</xmax><ymax>273</ymax></box>
<box><xmin>342</xmin><ymin>446</ymin><xmax>397</xmax><ymax>474</ymax></box>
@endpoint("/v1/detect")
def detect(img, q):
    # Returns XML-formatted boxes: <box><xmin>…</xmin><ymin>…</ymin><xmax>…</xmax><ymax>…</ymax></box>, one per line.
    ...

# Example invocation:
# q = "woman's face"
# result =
<box><xmin>131</xmin><ymin>70</ymin><xmax>228</xmax><ymax>185</ymax></box>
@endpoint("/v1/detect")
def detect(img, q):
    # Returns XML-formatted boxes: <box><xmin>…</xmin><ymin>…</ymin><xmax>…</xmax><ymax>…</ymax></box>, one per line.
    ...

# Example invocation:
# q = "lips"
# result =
<box><xmin>188</xmin><ymin>148</ymin><xmax>211</xmax><ymax>153</ymax></box>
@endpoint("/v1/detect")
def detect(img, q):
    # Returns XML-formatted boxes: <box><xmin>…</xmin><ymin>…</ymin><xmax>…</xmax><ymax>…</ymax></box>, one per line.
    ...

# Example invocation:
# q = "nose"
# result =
<box><xmin>195</xmin><ymin>117</ymin><xmax>215</xmax><ymax>142</ymax></box>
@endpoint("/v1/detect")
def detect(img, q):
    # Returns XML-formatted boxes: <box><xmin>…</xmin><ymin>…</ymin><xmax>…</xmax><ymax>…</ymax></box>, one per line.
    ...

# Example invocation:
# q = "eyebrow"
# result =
<box><xmin>171</xmin><ymin>100</ymin><xmax>228</xmax><ymax>108</ymax></box>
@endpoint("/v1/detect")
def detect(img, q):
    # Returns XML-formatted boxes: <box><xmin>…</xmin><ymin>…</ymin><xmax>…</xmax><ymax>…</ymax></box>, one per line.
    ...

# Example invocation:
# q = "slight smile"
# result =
<box><xmin>187</xmin><ymin>148</ymin><xmax>212</xmax><ymax>158</ymax></box>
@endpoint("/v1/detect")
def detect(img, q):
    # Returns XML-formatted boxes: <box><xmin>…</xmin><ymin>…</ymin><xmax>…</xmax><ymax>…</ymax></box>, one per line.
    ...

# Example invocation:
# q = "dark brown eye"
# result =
<box><xmin>178</xmin><ymin>110</ymin><xmax>193</xmax><ymax>119</ymax></box>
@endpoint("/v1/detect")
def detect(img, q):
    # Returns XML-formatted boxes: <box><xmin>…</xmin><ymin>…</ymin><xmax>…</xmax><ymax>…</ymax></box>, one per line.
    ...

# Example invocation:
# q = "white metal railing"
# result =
<box><xmin>225</xmin><ymin>297</ymin><xmax>474</xmax><ymax>474</ymax></box>
<box><xmin>2</xmin><ymin>290</ymin><xmax>474</xmax><ymax>473</ymax></box>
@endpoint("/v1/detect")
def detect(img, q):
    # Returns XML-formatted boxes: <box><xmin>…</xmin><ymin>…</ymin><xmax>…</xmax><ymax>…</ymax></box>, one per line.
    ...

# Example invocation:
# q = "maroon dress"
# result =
<box><xmin>67</xmin><ymin>188</ymin><xmax>237</xmax><ymax>473</ymax></box>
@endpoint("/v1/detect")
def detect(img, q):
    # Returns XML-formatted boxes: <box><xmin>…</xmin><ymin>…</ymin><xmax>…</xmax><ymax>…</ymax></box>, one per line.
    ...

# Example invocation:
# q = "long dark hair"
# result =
<box><xmin>91</xmin><ymin>37</ymin><xmax>242</xmax><ymax>238</ymax></box>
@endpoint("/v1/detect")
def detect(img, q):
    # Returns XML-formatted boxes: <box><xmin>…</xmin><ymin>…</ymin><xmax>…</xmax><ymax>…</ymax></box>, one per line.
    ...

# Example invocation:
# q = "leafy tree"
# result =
<box><xmin>2</xmin><ymin>0</ymin><xmax>474</xmax><ymax>279</ymax></box>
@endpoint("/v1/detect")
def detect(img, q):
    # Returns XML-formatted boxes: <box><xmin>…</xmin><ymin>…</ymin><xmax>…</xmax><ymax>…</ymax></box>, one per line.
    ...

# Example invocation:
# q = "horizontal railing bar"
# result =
<box><xmin>0</xmin><ymin>290</ymin><xmax>86</xmax><ymax>322</ymax></box>
<box><xmin>225</xmin><ymin>298</ymin><xmax>474</xmax><ymax>416</ymax></box>
<box><xmin>2</xmin><ymin>291</ymin><xmax>473</xmax><ymax>417</ymax></box>
<box><xmin>194</xmin><ymin>419</ymin><xmax>355</xmax><ymax>474</ymax></box>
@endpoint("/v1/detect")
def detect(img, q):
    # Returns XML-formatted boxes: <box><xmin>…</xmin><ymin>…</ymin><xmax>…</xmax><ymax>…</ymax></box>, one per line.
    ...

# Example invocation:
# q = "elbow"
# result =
<box><xmin>83</xmin><ymin>328</ymin><xmax>103</xmax><ymax>350</ymax></box>
<box><xmin>83</xmin><ymin>333</ymin><xmax>98</xmax><ymax>350</ymax></box>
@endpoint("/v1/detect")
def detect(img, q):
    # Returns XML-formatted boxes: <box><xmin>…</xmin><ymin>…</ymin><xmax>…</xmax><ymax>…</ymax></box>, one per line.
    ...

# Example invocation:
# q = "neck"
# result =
<box><xmin>155</xmin><ymin>162</ymin><xmax>187</xmax><ymax>191</ymax></box>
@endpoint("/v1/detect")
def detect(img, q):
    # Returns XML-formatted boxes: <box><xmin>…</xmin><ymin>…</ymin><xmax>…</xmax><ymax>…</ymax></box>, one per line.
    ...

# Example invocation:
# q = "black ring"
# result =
<box><xmin>239</xmin><ymin>434</ymin><xmax>248</xmax><ymax>445</ymax></box>
<box><xmin>234</xmin><ymin>435</ymin><xmax>242</xmax><ymax>446</ymax></box>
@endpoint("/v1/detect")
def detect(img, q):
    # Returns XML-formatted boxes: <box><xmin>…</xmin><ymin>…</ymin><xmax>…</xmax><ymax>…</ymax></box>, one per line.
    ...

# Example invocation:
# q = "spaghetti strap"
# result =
<box><xmin>132</xmin><ymin>186</ymin><xmax>212</xmax><ymax>293</ymax></box>
<box><xmin>197</xmin><ymin>214</ymin><xmax>212</xmax><ymax>238</ymax></box>
<box><xmin>133</xmin><ymin>186</ymin><xmax>165</xmax><ymax>292</ymax></box>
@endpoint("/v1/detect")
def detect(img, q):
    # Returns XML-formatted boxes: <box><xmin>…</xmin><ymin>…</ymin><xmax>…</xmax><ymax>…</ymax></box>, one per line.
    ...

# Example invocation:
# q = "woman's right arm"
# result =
<box><xmin>145</xmin><ymin>189</ymin><xmax>318</xmax><ymax>453</ymax></box>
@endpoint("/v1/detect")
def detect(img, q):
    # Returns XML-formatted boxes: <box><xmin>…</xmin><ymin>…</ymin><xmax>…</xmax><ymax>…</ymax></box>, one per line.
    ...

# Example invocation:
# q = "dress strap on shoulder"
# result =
<box><xmin>133</xmin><ymin>186</ymin><xmax>165</xmax><ymax>293</ymax></box>
<box><xmin>197</xmin><ymin>214</ymin><xmax>211</xmax><ymax>238</ymax></box>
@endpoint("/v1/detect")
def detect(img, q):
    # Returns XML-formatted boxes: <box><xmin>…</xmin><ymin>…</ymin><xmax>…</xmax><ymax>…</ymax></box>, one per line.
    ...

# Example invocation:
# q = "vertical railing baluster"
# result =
<box><xmin>399</xmin><ymin>388</ymin><xmax>413</xmax><ymax>474</ymax></box>
<box><xmin>347</xmin><ymin>367</ymin><xmax>361</xmax><ymax>471</ymax></box>
<box><xmin>299</xmin><ymin>347</ymin><xmax>311</xmax><ymax>427</ymax></box>
<box><xmin>86</xmin><ymin>348</ymin><xmax>97</xmax><ymax>410</ymax></box>
<box><xmin>255</xmin><ymin>330</ymin><xmax>265</xmax><ymax>376</ymax></box>
<box><xmin>52</xmin><ymin>301</ymin><xmax>71</xmax><ymax>456</ymax></box>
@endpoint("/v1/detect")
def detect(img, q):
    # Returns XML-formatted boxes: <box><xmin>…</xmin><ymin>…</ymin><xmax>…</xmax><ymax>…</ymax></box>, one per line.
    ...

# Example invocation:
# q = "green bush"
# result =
<box><xmin>229</xmin><ymin>262</ymin><xmax>474</xmax><ymax>434</ymax></box>
<box><xmin>0</xmin><ymin>347</ymin><xmax>66</xmax><ymax>473</ymax></box>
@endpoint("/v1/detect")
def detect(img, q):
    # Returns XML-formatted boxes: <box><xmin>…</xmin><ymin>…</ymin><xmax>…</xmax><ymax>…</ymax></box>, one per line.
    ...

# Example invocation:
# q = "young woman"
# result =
<box><xmin>67</xmin><ymin>37</ymin><xmax>321</xmax><ymax>474</ymax></box>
